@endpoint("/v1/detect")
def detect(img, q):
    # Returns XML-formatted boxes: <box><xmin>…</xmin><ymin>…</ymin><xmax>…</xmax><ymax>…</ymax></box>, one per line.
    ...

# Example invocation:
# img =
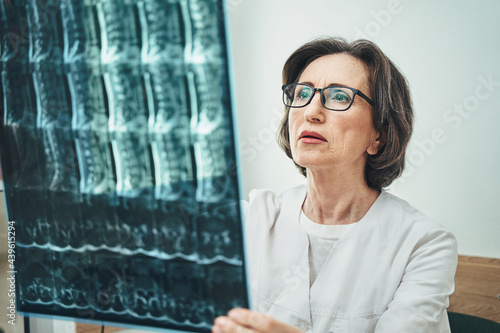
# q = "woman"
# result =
<box><xmin>212</xmin><ymin>37</ymin><xmax>457</xmax><ymax>333</ymax></box>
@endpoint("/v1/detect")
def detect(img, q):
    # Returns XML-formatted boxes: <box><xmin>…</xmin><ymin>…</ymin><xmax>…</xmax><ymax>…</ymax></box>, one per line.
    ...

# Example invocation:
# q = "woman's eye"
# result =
<box><xmin>328</xmin><ymin>89</ymin><xmax>351</xmax><ymax>103</ymax></box>
<box><xmin>296</xmin><ymin>88</ymin><xmax>312</xmax><ymax>100</ymax></box>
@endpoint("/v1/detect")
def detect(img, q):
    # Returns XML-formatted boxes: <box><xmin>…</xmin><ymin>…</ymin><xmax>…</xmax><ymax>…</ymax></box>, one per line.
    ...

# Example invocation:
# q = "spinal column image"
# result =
<box><xmin>0</xmin><ymin>0</ymin><xmax>247</xmax><ymax>331</ymax></box>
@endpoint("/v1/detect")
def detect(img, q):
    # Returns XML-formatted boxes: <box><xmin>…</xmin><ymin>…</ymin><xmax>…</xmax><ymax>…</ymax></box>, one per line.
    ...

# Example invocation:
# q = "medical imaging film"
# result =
<box><xmin>0</xmin><ymin>0</ymin><xmax>248</xmax><ymax>331</ymax></box>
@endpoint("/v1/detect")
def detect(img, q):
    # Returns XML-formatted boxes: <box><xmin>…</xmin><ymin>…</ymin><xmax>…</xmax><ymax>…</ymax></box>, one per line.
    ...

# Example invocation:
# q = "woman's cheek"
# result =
<box><xmin>289</xmin><ymin>115</ymin><xmax>301</xmax><ymax>140</ymax></box>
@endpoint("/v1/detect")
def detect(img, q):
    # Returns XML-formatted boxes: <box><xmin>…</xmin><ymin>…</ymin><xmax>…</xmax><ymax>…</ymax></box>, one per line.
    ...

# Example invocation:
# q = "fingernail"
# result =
<box><xmin>216</xmin><ymin>316</ymin><xmax>229</xmax><ymax>327</ymax></box>
<box><xmin>228</xmin><ymin>309</ymin><xmax>241</xmax><ymax>319</ymax></box>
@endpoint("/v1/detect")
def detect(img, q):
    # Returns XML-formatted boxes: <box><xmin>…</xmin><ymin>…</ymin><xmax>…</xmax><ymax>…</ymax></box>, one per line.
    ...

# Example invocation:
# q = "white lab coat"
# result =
<box><xmin>243</xmin><ymin>185</ymin><xmax>458</xmax><ymax>333</ymax></box>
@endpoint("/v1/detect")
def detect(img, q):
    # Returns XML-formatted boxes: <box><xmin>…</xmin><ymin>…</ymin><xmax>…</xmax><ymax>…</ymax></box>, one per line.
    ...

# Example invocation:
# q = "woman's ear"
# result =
<box><xmin>367</xmin><ymin>132</ymin><xmax>386</xmax><ymax>155</ymax></box>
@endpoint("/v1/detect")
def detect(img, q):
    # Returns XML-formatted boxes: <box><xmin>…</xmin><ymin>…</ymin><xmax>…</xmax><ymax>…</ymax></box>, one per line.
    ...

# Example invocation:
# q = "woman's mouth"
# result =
<box><xmin>299</xmin><ymin>130</ymin><xmax>327</xmax><ymax>144</ymax></box>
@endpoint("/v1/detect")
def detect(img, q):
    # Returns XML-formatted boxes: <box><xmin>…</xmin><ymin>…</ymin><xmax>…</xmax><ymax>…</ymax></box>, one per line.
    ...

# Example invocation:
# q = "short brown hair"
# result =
<box><xmin>277</xmin><ymin>37</ymin><xmax>413</xmax><ymax>190</ymax></box>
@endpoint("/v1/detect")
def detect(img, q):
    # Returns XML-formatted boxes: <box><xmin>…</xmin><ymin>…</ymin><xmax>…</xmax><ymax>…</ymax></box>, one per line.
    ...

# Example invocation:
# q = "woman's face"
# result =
<box><xmin>288</xmin><ymin>53</ymin><xmax>381</xmax><ymax>176</ymax></box>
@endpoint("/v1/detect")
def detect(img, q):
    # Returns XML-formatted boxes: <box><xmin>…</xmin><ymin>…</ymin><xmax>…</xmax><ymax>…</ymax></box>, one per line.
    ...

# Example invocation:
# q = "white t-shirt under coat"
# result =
<box><xmin>299</xmin><ymin>211</ymin><xmax>355</xmax><ymax>286</ymax></box>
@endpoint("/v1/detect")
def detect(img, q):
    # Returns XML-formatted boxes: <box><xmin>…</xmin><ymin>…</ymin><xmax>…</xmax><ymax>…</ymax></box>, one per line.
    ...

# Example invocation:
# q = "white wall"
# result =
<box><xmin>228</xmin><ymin>0</ymin><xmax>500</xmax><ymax>258</ymax></box>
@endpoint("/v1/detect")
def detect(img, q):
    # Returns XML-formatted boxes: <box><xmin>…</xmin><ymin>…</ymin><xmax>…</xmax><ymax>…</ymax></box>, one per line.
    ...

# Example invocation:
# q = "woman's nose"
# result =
<box><xmin>304</xmin><ymin>92</ymin><xmax>325</xmax><ymax>122</ymax></box>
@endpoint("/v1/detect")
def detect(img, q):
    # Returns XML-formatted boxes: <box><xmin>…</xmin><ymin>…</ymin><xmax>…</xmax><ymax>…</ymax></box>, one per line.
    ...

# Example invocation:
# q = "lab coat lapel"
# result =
<box><xmin>271</xmin><ymin>186</ymin><xmax>312</xmax><ymax>316</ymax></box>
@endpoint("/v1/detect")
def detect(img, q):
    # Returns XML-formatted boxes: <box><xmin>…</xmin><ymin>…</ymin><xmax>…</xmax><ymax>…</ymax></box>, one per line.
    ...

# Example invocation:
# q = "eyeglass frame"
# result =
<box><xmin>282</xmin><ymin>83</ymin><xmax>375</xmax><ymax>111</ymax></box>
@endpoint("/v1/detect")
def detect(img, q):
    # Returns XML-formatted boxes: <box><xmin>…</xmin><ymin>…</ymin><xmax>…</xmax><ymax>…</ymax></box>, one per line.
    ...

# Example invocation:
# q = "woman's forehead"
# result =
<box><xmin>298</xmin><ymin>54</ymin><xmax>369</xmax><ymax>91</ymax></box>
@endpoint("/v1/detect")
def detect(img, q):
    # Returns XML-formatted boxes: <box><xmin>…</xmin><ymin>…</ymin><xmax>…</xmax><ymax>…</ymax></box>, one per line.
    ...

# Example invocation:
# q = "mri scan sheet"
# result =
<box><xmin>0</xmin><ymin>0</ymin><xmax>248</xmax><ymax>331</ymax></box>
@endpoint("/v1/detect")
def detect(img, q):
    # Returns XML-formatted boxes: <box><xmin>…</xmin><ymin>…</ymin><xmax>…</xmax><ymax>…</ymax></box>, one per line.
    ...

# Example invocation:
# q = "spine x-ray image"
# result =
<box><xmin>0</xmin><ymin>0</ymin><xmax>248</xmax><ymax>331</ymax></box>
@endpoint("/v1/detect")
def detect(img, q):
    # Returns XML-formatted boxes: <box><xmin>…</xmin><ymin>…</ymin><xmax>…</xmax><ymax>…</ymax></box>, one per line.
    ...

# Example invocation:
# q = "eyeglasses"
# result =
<box><xmin>282</xmin><ymin>83</ymin><xmax>374</xmax><ymax>111</ymax></box>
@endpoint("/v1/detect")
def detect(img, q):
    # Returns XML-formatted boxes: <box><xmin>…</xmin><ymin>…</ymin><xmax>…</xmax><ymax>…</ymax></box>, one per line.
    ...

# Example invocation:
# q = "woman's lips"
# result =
<box><xmin>299</xmin><ymin>130</ymin><xmax>327</xmax><ymax>144</ymax></box>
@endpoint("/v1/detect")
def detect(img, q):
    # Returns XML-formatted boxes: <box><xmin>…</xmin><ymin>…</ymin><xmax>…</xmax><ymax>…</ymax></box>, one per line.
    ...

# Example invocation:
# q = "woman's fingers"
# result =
<box><xmin>212</xmin><ymin>315</ymin><xmax>254</xmax><ymax>333</ymax></box>
<box><xmin>227</xmin><ymin>308</ymin><xmax>302</xmax><ymax>333</ymax></box>
<box><xmin>211</xmin><ymin>309</ymin><xmax>303</xmax><ymax>333</ymax></box>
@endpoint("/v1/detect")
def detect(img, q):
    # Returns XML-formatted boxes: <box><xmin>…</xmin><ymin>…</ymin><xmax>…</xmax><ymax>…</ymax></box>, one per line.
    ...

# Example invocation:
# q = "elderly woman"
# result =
<box><xmin>212</xmin><ymin>37</ymin><xmax>458</xmax><ymax>333</ymax></box>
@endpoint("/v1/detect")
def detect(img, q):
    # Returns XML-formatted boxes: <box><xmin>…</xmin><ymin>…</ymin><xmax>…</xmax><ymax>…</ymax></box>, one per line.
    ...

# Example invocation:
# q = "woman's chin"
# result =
<box><xmin>294</xmin><ymin>158</ymin><xmax>331</xmax><ymax>172</ymax></box>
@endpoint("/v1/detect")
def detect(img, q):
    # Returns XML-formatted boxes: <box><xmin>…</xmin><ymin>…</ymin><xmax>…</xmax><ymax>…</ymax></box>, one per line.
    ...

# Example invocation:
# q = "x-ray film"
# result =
<box><xmin>0</xmin><ymin>0</ymin><xmax>248</xmax><ymax>331</ymax></box>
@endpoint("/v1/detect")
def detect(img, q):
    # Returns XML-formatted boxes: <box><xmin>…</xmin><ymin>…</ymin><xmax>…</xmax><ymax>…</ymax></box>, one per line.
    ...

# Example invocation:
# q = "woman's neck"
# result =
<box><xmin>303</xmin><ymin>167</ymin><xmax>380</xmax><ymax>225</ymax></box>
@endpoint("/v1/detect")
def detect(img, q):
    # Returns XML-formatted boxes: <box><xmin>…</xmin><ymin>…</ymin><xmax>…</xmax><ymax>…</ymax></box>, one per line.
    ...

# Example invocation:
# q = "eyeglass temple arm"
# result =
<box><xmin>356</xmin><ymin>90</ymin><xmax>375</xmax><ymax>106</ymax></box>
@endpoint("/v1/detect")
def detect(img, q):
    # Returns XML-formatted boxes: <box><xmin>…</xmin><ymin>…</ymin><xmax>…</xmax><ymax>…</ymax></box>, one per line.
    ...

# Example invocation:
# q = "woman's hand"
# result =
<box><xmin>212</xmin><ymin>308</ymin><xmax>302</xmax><ymax>333</ymax></box>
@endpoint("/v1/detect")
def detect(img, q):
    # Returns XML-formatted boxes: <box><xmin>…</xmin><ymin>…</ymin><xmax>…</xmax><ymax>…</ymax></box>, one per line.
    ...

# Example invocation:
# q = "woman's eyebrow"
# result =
<box><xmin>326</xmin><ymin>82</ymin><xmax>347</xmax><ymax>87</ymax></box>
<box><xmin>297</xmin><ymin>81</ymin><xmax>348</xmax><ymax>87</ymax></box>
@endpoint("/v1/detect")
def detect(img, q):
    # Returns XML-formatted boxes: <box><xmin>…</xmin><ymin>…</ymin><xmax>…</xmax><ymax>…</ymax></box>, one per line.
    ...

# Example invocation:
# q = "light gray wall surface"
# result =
<box><xmin>228</xmin><ymin>0</ymin><xmax>500</xmax><ymax>258</ymax></box>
